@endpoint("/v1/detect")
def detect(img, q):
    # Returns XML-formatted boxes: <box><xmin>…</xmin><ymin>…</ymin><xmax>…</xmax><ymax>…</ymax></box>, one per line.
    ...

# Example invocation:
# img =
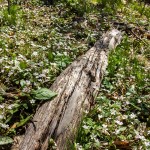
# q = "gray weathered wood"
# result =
<box><xmin>18</xmin><ymin>29</ymin><xmax>123</xmax><ymax>150</ymax></box>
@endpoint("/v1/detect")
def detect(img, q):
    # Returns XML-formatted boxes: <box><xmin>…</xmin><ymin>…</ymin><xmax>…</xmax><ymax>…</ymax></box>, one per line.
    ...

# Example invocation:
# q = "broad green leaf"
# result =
<box><xmin>22</xmin><ymin>103</ymin><xmax>28</xmax><ymax>109</ymax></box>
<box><xmin>0</xmin><ymin>136</ymin><xmax>13</xmax><ymax>145</ymax></box>
<box><xmin>32</xmin><ymin>88</ymin><xmax>57</xmax><ymax>100</ymax></box>
<box><xmin>16</xmin><ymin>115</ymin><xmax>32</xmax><ymax>128</ymax></box>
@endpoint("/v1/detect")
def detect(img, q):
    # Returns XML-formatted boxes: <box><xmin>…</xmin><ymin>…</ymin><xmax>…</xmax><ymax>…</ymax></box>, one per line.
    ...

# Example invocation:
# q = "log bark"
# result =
<box><xmin>19</xmin><ymin>29</ymin><xmax>123</xmax><ymax>150</ymax></box>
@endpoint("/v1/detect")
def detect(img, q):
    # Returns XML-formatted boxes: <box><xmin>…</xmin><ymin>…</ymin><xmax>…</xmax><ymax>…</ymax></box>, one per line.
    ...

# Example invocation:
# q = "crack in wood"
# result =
<box><xmin>53</xmin><ymin>52</ymin><xmax>94</xmax><ymax>138</ymax></box>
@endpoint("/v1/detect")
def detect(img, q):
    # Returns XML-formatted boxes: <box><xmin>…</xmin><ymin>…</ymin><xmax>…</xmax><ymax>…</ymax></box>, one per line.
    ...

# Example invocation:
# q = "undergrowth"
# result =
<box><xmin>75</xmin><ymin>36</ymin><xmax>150</xmax><ymax>150</ymax></box>
<box><xmin>0</xmin><ymin>0</ymin><xmax>150</xmax><ymax>149</ymax></box>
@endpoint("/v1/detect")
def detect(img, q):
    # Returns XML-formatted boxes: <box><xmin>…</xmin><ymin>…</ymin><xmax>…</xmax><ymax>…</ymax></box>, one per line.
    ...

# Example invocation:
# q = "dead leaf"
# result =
<box><xmin>114</xmin><ymin>140</ymin><xmax>131</xmax><ymax>149</ymax></box>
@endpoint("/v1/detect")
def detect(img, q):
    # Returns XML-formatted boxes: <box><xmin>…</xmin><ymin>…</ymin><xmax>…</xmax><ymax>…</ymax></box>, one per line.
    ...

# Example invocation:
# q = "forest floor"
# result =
<box><xmin>0</xmin><ymin>0</ymin><xmax>150</xmax><ymax>149</ymax></box>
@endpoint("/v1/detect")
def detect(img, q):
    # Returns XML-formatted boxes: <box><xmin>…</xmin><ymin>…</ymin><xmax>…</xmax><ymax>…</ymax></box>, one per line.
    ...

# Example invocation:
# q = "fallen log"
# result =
<box><xmin>19</xmin><ymin>29</ymin><xmax>123</xmax><ymax>150</ymax></box>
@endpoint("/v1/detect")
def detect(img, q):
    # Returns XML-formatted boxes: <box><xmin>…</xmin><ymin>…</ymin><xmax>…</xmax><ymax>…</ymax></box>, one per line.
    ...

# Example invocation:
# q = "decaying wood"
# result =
<box><xmin>18</xmin><ymin>29</ymin><xmax>123</xmax><ymax>150</ymax></box>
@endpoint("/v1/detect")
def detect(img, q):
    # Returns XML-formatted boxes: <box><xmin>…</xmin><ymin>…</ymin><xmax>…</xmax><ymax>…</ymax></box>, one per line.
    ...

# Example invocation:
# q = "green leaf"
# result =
<box><xmin>0</xmin><ymin>96</ymin><xmax>4</xmax><ymax>102</ymax></box>
<box><xmin>0</xmin><ymin>136</ymin><xmax>13</xmax><ymax>145</ymax></box>
<box><xmin>118</xmin><ymin>135</ymin><xmax>126</xmax><ymax>140</ymax></box>
<box><xmin>32</xmin><ymin>88</ymin><xmax>57</xmax><ymax>100</ymax></box>
<box><xmin>48</xmin><ymin>51</ymin><xmax>54</xmax><ymax>62</ymax></box>
<box><xmin>19</xmin><ymin>61</ymin><xmax>27</xmax><ymax>69</ymax></box>
<box><xmin>130</xmin><ymin>103</ymin><xmax>141</xmax><ymax>111</ymax></box>
<box><xmin>22</xmin><ymin>103</ymin><xmax>28</xmax><ymax>109</ymax></box>
<box><xmin>16</xmin><ymin>115</ymin><xmax>32</xmax><ymax>128</ymax></box>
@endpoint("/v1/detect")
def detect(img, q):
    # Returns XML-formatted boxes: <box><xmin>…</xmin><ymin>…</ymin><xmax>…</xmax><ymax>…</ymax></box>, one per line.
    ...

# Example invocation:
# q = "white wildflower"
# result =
<box><xmin>129</xmin><ymin>113</ymin><xmax>136</xmax><ymax>119</ymax></box>
<box><xmin>102</xmin><ymin>124</ymin><xmax>110</xmax><ymax>135</ymax></box>
<box><xmin>33</xmin><ymin>72</ymin><xmax>38</xmax><ymax>76</ymax></box>
<box><xmin>144</xmin><ymin>141</ymin><xmax>150</xmax><ymax>147</ymax></box>
<box><xmin>139</xmin><ymin>135</ymin><xmax>145</xmax><ymax>141</ymax></box>
<box><xmin>94</xmin><ymin>138</ymin><xmax>99</xmax><ymax>144</ymax></box>
<box><xmin>7</xmin><ymin>104</ymin><xmax>16</xmax><ymax>110</ymax></box>
<box><xmin>75</xmin><ymin>143</ymin><xmax>83</xmax><ymax>150</ymax></box>
<box><xmin>115</xmin><ymin>120</ymin><xmax>123</xmax><ymax>125</ymax></box>
<box><xmin>106</xmin><ymin>117</ymin><xmax>111</xmax><ymax>122</ymax></box>
<box><xmin>63</xmin><ymin>52</ymin><xmax>68</xmax><ymax>56</ymax></box>
<box><xmin>97</xmin><ymin>107</ymin><xmax>102</xmax><ymax>112</ymax></box>
<box><xmin>82</xmin><ymin>125</ymin><xmax>89</xmax><ymax>130</ymax></box>
<box><xmin>126</xmin><ymin>101</ymin><xmax>130</xmax><ymax>105</ymax></box>
<box><xmin>115</xmin><ymin>129</ymin><xmax>120</xmax><ymax>134</ymax></box>
<box><xmin>0</xmin><ymin>104</ymin><xmax>5</xmax><ymax>109</ymax></box>
<box><xmin>0</xmin><ymin>58</ymin><xmax>3</xmax><ymax>63</ymax></box>
<box><xmin>16</xmin><ymin>39</ymin><xmax>25</xmax><ymax>45</ymax></box>
<box><xmin>83</xmin><ymin>110</ymin><xmax>88</xmax><ymax>114</ymax></box>
<box><xmin>137</xmin><ymin>99</ymin><xmax>142</xmax><ymax>103</ymax></box>
<box><xmin>30</xmin><ymin>99</ymin><xmax>35</xmax><ymax>104</ymax></box>
<box><xmin>98</xmin><ymin>114</ymin><xmax>103</xmax><ymax>120</ymax></box>
<box><xmin>8</xmin><ymin>71</ymin><xmax>14</xmax><ymax>77</ymax></box>
<box><xmin>50</xmin><ymin>62</ymin><xmax>57</xmax><ymax>67</ymax></box>
<box><xmin>42</xmin><ymin>69</ymin><xmax>49</xmax><ymax>74</ymax></box>
<box><xmin>102</xmin><ymin>124</ymin><xmax>108</xmax><ymax>129</ymax></box>
<box><xmin>0</xmin><ymin>114</ymin><xmax>4</xmax><ymax>119</ymax></box>
<box><xmin>22</xmin><ymin>87</ymin><xmax>31</xmax><ymax>93</ymax></box>
<box><xmin>5</xmin><ymin>66</ymin><xmax>10</xmax><ymax>69</ymax></box>
<box><xmin>38</xmin><ymin>62</ymin><xmax>44</xmax><ymax>66</ymax></box>
<box><xmin>0</xmin><ymin>123</ymin><xmax>9</xmax><ymax>129</ymax></box>
<box><xmin>135</xmin><ymin>134</ymin><xmax>145</xmax><ymax>141</ymax></box>
<box><xmin>30</xmin><ymin>42</ymin><xmax>37</xmax><ymax>47</ymax></box>
<box><xmin>32</xmin><ymin>51</ymin><xmax>38</xmax><ymax>56</ymax></box>
<box><xmin>122</xmin><ymin>0</ymin><xmax>126</xmax><ymax>4</ymax></box>
<box><xmin>26</xmin><ymin>80</ymin><xmax>31</xmax><ymax>86</ymax></box>
<box><xmin>90</xmin><ymin>133</ymin><xmax>96</xmax><ymax>140</ymax></box>
<box><xmin>39</xmin><ymin>74</ymin><xmax>46</xmax><ymax>78</ymax></box>
<box><xmin>120</xmin><ymin>95</ymin><xmax>124</xmax><ymax>100</ymax></box>
<box><xmin>18</xmin><ymin>54</ymin><xmax>26</xmax><ymax>60</ymax></box>
<box><xmin>38</xmin><ymin>79</ymin><xmax>42</xmax><ymax>82</ymax></box>
<box><xmin>110</xmin><ymin>109</ymin><xmax>116</xmax><ymax>115</ymax></box>
<box><xmin>122</xmin><ymin>115</ymin><xmax>128</xmax><ymax>119</ymax></box>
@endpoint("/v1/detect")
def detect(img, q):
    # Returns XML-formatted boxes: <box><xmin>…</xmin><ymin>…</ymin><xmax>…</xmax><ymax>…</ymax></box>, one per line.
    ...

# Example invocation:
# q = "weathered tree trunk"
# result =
<box><xmin>19</xmin><ymin>29</ymin><xmax>123</xmax><ymax>150</ymax></box>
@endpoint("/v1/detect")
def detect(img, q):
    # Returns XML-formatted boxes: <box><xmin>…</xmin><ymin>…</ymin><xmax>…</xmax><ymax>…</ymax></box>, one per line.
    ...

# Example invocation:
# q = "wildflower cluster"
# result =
<box><xmin>75</xmin><ymin>36</ymin><xmax>150</xmax><ymax>149</ymax></box>
<box><xmin>0</xmin><ymin>0</ymin><xmax>101</xmax><ymax>139</ymax></box>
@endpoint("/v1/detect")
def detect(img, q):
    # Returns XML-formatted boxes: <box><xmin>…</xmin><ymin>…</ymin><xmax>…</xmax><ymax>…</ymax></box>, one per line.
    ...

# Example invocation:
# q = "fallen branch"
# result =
<box><xmin>18</xmin><ymin>29</ymin><xmax>123</xmax><ymax>150</ymax></box>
